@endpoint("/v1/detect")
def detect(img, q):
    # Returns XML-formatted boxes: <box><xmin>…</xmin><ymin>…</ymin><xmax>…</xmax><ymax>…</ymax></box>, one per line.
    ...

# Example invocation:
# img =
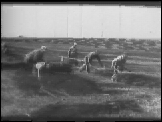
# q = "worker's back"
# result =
<box><xmin>69</xmin><ymin>45</ymin><xmax>77</xmax><ymax>52</ymax></box>
<box><xmin>115</xmin><ymin>55</ymin><xmax>127</xmax><ymax>66</ymax></box>
<box><xmin>68</xmin><ymin>45</ymin><xmax>78</xmax><ymax>58</ymax></box>
<box><xmin>24</xmin><ymin>48</ymin><xmax>45</xmax><ymax>64</ymax></box>
<box><xmin>86</xmin><ymin>51</ymin><xmax>103</xmax><ymax>67</ymax></box>
<box><xmin>87</xmin><ymin>52</ymin><xmax>99</xmax><ymax>60</ymax></box>
<box><xmin>87</xmin><ymin>52</ymin><xmax>100</xmax><ymax>62</ymax></box>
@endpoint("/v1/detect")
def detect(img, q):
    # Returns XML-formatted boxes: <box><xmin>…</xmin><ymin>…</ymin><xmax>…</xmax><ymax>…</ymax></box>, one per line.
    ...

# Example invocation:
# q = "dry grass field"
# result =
<box><xmin>1</xmin><ymin>38</ymin><xmax>161</xmax><ymax>121</ymax></box>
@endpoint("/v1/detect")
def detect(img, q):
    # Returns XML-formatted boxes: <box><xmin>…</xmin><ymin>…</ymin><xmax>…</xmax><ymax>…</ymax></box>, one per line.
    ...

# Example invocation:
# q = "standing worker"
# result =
<box><xmin>111</xmin><ymin>53</ymin><xmax>128</xmax><ymax>82</ymax></box>
<box><xmin>68</xmin><ymin>42</ymin><xmax>78</xmax><ymax>58</ymax></box>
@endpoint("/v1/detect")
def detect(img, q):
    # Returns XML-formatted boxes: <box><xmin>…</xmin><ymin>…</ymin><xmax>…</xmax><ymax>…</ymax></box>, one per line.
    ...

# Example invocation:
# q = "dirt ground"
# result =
<box><xmin>1</xmin><ymin>41</ymin><xmax>161</xmax><ymax>121</ymax></box>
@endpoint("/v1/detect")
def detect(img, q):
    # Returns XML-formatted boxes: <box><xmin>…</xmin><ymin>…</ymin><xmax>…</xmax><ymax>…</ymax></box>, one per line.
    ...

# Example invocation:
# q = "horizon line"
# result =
<box><xmin>1</xmin><ymin>36</ymin><xmax>161</xmax><ymax>40</ymax></box>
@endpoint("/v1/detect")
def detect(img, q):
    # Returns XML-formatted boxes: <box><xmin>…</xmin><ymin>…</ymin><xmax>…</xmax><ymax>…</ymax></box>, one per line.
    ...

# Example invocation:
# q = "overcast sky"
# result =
<box><xmin>1</xmin><ymin>5</ymin><xmax>161</xmax><ymax>39</ymax></box>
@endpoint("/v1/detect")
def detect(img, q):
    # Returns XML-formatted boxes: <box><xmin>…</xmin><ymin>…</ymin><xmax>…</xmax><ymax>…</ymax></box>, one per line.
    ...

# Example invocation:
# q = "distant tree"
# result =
<box><xmin>119</xmin><ymin>38</ymin><xmax>126</xmax><ymax>42</ymax></box>
<box><xmin>123</xmin><ymin>42</ymin><xmax>129</xmax><ymax>50</ymax></box>
<box><xmin>94</xmin><ymin>40</ymin><xmax>99</xmax><ymax>48</ymax></box>
<box><xmin>149</xmin><ymin>47</ymin><xmax>160</xmax><ymax>52</ymax></box>
<box><xmin>138</xmin><ymin>39</ymin><xmax>146</xmax><ymax>45</ymax></box>
<box><xmin>118</xmin><ymin>38</ymin><xmax>125</xmax><ymax>46</ymax></box>
<box><xmin>105</xmin><ymin>40</ymin><xmax>112</xmax><ymax>49</ymax></box>
<box><xmin>156</xmin><ymin>41</ymin><xmax>161</xmax><ymax>44</ymax></box>
<box><xmin>147</xmin><ymin>40</ymin><xmax>156</xmax><ymax>46</ymax></box>
<box><xmin>19</xmin><ymin>35</ymin><xmax>23</xmax><ymax>38</ymax></box>
<box><xmin>63</xmin><ymin>41</ymin><xmax>69</xmax><ymax>44</ymax></box>
<box><xmin>138</xmin><ymin>45</ymin><xmax>146</xmax><ymax>50</ymax></box>
<box><xmin>130</xmin><ymin>38</ymin><xmax>136</xmax><ymax>42</ymax></box>
<box><xmin>132</xmin><ymin>40</ymin><xmax>140</xmax><ymax>45</ymax></box>
<box><xmin>108</xmin><ymin>38</ymin><xmax>115</xmax><ymax>43</ymax></box>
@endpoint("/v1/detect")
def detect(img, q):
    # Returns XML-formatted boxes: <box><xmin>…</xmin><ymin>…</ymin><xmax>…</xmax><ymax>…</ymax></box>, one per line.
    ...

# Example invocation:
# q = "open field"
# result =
<box><xmin>1</xmin><ymin>38</ymin><xmax>161</xmax><ymax>120</ymax></box>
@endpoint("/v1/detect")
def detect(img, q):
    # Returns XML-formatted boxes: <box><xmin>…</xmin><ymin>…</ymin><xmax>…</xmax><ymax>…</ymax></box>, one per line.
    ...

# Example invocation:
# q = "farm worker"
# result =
<box><xmin>79</xmin><ymin>56</ymin><xmax>90</xmax><ymax>73</ymax></box>
<box><xmin>111</xmin><ymin>53</ymin><xmax>128</xmax><ymax>82</ymax></box>
<box><xmin>24</xmin><ymin>46</ymin><xmax>47</xmax><ymax>65</ymax></box>
<box><xmin>79</xmin><ymin>50</ymin><xmax>103</xmax><ymax>73</ymax></box>
<box><xmin>86</xmin><ymin>50</ymin><xmax>103</xmax><ymax>67</ymax></box>
<box><xmin>68</xmin><ymin>42</ymin><xmax>78</xmax><ymax>58</ymax></box>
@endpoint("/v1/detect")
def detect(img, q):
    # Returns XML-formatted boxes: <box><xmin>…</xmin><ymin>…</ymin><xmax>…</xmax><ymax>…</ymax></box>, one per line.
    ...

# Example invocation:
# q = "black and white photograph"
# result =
<box><xmin>1</xmin><ymin>2</ymin><xmax>161</xmax><ymax>121</ymax></box>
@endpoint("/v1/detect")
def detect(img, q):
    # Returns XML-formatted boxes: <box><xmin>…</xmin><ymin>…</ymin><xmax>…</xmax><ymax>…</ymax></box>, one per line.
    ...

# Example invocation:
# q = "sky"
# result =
<box><xmin>1</xmin><ymin>5</ymin><xmax>161</xmax><ymax>39</ymax></box>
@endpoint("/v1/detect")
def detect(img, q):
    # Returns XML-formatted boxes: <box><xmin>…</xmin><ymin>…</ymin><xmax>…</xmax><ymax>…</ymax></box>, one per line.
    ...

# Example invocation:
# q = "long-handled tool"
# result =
<box><xmin>35</xmin><ymin>62</ymin><xmax>45</xmax><ymax>79</ymax></box>
<box><xmin>35</xmin><ymin>62</ymin><xmax>46</xmax><ymax>89</ymax></box>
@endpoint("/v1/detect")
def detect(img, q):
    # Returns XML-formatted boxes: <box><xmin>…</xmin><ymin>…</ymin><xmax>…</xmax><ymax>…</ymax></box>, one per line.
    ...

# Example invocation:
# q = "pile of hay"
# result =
<box><xmin>61</xmin><ymin>57</ymin><xmax>79</xmax><ymax>66</ymax></box>
<box><xmin>35</xmin><ymin>62</ymin><xmax>73</xmax><ymax>74</ymax></box>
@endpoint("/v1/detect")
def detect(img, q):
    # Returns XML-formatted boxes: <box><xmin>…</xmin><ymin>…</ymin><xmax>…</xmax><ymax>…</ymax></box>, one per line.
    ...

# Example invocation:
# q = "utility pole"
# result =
<box><xmin>35</xmin><ymin>7</ymin><xmax>37</xmax><ymax>38</ymax></box>
<box><xmin>81</xmin><ymin>6</ymin><xmax>83</xmax><ymax>38</ymax></box>
<box><xmin>101</xmin><ymin>22</ymin><xmax>103</xmax><ymax>38</ymax></box>
<box><xmin>67</xmin><ymin>6</ymin><xmax>69</xmax><ymax>38</ymax></box>
<box><xmin>119</xmin><ymin>5</ymin><xmax>121</xmax><ymax>38</ymax></box>
<box><xmin>101</xmin><ymin>8</ymin><xmax>104</xmax><ymax>38</ymax></box>
<box><xmin>67</xmin><ymin>7</ymin><xmax>69</xmax><ymax>38</ymax></box>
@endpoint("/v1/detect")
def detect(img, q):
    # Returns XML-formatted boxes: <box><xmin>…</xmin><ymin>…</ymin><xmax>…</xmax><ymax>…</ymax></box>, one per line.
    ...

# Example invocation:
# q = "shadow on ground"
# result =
<box><xmin>93</xmin><ymin>68</ymin><xmax>114</xmax><ymax>77</ymax></box>
<box><xmin>12</xmin><ymin>69</ymin><xmax>131</xmax><ymax>96</ymax></box>
<box><xmin>12</xmin><ymin>70</ymin><xmax>47</xmax><ymax>96</ymax></box>
<box><xmin>92</xmin><ymin>67</ymin><xmax>161</xmax><ymax>88</ymax></box>
<box><xmin>29</xmin><ymin>99</ymin><xmax>144</xmax><ymax>118</ymax></box>
<box><xmin>117</xmin><ymin>72</ymin><xmax>161</xmax><ymax>88</ymax></box>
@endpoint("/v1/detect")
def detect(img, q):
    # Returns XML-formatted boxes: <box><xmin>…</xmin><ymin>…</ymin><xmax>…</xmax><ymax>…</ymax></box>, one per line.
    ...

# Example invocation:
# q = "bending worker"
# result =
<box><xmin>68</xmin><ymin>42</ymin><xmax>78</xmax><ymax>58</ymax></box>
<box><xmin>80</xmin><ymin>50</ymin><xmax>103</xmax><ymax>73</ymax></box>
<box><xmin>24</xmin><ymin>46</ymin><xmax>47</xmax><ymax>66</ymax></box>
<box><xmin>111</xmin><ymin>53</ymin><xmax>128</xmax><ymax>82</ymax></box>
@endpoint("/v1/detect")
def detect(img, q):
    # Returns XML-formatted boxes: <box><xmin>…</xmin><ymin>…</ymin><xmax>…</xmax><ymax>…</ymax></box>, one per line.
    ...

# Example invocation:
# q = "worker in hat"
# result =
<box><xmin>111</xmin><ymin>53</ymin><xmax>128</xmax><ymax>82</ymax></box>
<box><xmin>68</xmin><ymin>42</ymin><xmax>78</xmax><ymax>58</ymax></box>
<box><xmin>24</xmin><ymin>46</ymin><xmax>47</xmax><ymax>65</ymax></box>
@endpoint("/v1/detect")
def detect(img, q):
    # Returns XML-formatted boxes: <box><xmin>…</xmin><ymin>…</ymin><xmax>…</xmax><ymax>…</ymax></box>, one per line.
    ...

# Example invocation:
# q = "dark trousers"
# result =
<box><xmin>80</xmin><ymin>64</ymin><xmax>90</xmax><ymax>73</ymax></box>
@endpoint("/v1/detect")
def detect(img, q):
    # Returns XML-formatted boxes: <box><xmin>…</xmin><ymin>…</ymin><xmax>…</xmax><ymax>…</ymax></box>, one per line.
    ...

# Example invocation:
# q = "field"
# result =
<box><xmin>1</xmin><ymin>38</ymin><xmax>161</xmax><ymax>121</ymax></box>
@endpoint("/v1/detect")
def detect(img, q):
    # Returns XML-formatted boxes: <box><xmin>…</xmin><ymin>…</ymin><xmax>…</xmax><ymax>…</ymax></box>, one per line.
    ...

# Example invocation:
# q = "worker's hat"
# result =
<box><xmin>74</xmin><ymin>42</ymin><xmax>77</xmax><ymax>46</ymax></box>
<box><xmin>41</xmin><ymin>46</ymin><xmax>47</xmax><ymax>50</ymax></box>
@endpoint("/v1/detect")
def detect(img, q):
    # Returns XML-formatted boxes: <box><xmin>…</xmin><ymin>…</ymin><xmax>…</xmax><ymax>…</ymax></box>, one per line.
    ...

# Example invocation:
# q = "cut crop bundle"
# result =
<box><xmin>60</xmin><ymin>56</ymin><xmax>79</xmax><ymax>66</ymax></box>
<box><xmin>33</xmin><ymin>62</ymin><xmax>73</xmax><ymax>75</ymax></box>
